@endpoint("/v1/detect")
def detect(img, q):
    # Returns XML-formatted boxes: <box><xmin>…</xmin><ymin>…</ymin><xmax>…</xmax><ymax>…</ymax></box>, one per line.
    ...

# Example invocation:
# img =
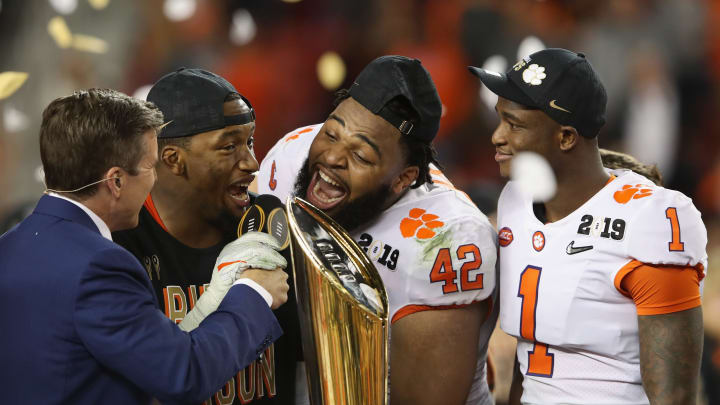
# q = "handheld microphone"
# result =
<box><xmin>237</xmin><ymin>194</ymin><xmax>290</xmax><ymax>251</ymax></box>
<box><xmin>239</xmin><ymin>195</ymin><xmax>302</xmax><ymax>357</ymax></box>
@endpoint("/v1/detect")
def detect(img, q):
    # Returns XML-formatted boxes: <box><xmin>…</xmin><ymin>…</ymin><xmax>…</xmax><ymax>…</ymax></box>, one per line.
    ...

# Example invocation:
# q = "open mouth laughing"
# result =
<box><xmin>227</xmin><ymin>177</ymin><xmax>253</xmax><ymax>209</ymax></box>
<box><xmin>306</xmin><ymin>167</ymin><xmax>348</xmax><ymax>210</ymax></box>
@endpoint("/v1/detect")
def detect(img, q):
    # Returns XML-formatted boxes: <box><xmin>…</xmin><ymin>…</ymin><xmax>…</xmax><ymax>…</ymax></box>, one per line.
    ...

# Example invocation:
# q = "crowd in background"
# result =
<box><xmin>1</xmin><ymin>0</ymin><xmax>719</xmax><ymax>403</ymax></box>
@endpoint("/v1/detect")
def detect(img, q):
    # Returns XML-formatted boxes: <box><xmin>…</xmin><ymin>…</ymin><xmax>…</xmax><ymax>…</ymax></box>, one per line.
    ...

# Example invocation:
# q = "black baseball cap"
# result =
<box><xmin>469</xmin><ymin>48</ymin><xmax>607</xmax><ymax>138</ymax></box>
<box><xmin>348</xmin><ymin>55</ymin><xmax>442</xmax><ymax>143</ymax></box>
<box><xmin>147</xmin><ymin>68</ymin><xmax>255</xmax><ymax>138</ymax></box>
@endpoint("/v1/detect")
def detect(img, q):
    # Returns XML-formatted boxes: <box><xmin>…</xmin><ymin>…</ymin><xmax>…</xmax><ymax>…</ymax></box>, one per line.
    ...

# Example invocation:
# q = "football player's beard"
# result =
<box><xmin>294</xmin><ymin>158</ymin><xmax>392</xmax><ymax>233</ymax></box>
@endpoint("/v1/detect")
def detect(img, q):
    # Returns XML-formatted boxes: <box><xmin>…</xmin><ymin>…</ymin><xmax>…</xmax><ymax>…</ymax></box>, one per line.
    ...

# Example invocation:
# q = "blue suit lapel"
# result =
<box><xmin>33</xmin><ymin>194</ymin><xmax>101</xmax><ymax>235</ymax></box>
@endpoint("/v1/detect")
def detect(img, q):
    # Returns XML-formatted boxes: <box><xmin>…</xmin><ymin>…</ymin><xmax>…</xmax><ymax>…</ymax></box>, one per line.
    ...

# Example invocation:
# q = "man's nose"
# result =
<box><xmin>491</xmin><ymin>125</ymin><xmax>506</xmax><ymax>147</ymax></box>
<box><xmin>323</xmin><ymin>142</ymin><xmax>347</xmax><ymax>168</ymax></box>
<box><xmin>237</xmin><ymin>149</ymin><xmax>259</xmax><ymax>173</ymax></box>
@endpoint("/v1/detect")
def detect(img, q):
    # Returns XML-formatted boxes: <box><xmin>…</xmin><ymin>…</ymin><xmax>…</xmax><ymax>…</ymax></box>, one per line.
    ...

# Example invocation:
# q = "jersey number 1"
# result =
<box><xmin>518</xmin><ymin>266</ymin><xmax>554</xmax><ymax>377</ymax></box>
<box><xmin>665</xmin><ymin>207</ymin><xmax>684</xmax><ymax>252</ymax></box>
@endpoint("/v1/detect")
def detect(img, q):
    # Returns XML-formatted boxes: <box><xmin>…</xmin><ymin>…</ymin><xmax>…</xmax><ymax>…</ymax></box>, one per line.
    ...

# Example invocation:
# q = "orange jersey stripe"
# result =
<box><xmin>391</xmin><ymin>300</ymin><xmax>488</xmax><ymax>324</ymax></box>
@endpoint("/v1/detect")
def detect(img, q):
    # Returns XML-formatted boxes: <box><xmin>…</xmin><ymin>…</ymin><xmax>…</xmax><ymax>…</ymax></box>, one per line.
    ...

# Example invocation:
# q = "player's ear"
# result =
<box><xmin>558</xmin><ymin>125</ymin><xmax>580</xmax><ymax>152</ymax></box>
<box><xmin>161</xmin><ymin>144</ymin><xmax>186</xmax><ymax>176</ymax></box>
<box><xmin>392</xmin><ymin>165</ymin><xmax>419</xmax><ymax>194</ymax></box>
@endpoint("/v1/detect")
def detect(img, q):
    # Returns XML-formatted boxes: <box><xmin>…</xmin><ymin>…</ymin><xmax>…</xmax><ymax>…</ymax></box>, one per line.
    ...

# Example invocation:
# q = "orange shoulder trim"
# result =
<box><xmin>615</xmin><ymin>260</ymin><xmax>704</xmax><ymax>315</ymax></box>
<box><xmin>143</xmin><ymin>194</ymin><xmax>168</xmax><ymax>233</ymax></box>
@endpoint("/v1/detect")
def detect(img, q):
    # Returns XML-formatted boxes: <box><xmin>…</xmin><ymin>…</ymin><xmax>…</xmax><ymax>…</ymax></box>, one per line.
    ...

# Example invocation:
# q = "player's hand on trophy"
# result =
<box><xmin>239</xmin><ymin>268</ymin><xmax>289</xmax><ymax>310</ymax></box>
<box><xmin>178</xmin><ymin>232</ymin><xmax>288</xmax><ymax>331</ymax></box>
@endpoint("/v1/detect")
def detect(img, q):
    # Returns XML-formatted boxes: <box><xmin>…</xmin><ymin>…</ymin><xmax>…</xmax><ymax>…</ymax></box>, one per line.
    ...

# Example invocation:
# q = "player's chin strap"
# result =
<box><xmin>44</xmin><ymin>176</ymin><xmax>119</xmax><ymax>194</ymax></box>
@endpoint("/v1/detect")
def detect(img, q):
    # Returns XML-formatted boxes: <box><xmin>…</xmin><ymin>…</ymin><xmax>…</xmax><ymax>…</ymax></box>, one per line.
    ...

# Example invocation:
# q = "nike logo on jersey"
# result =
<box><xmin>566</xmin><ymin>241</ymin><xmax>593</xmax><ymax>255</ymax></box>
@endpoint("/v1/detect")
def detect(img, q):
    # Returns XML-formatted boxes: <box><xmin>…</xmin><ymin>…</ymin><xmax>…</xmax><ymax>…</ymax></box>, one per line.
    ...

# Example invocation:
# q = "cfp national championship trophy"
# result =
<box><xmin>286</xmin><ymin>197</ymin><xmax>389</xmax><ymax>405</ymax></box>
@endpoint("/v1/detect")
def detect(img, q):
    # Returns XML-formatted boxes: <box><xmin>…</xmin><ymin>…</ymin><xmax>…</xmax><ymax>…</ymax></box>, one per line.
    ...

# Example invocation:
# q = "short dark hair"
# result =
<box><xmin>600</xmin><ymin>148</ymin><xmax>663</xmax><ymax>186</ymax></box>
<box><xmin>157</xmin><ymin>92</ymin><xmax>244</xmax><ymax>152</ymax></box>
<box><xmin>333</xmin><ymin>89</ymin><xmax>441</xmax><ymax>188</ymax></box>
<box><xmin>40</xmin><ymin>88</ymin><xmax>164</xmax><ymax>198</ymax></box>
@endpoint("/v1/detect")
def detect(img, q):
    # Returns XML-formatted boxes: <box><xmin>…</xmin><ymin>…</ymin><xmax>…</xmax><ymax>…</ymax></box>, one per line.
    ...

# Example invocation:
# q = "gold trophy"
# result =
<box><xmin>286</xmin><ymin>196</ymin><xmax>389</xmax><ymax>405</ymax></box>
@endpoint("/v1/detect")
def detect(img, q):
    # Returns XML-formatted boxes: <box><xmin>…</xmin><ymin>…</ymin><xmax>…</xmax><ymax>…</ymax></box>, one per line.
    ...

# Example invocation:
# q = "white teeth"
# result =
<box><xmin>230</xmin><ymin>192</ymin><xmax>248</xmax><ymax>201</ymax></box>
<box><xmin>312</xmin><ymin>181</ymin><xmax>343</xmax><ymax>204</ymax></box>
<box><xmin>318</xmin><ymin>171</ymin><xmax>340</xmax><ymax>187</ymax></box>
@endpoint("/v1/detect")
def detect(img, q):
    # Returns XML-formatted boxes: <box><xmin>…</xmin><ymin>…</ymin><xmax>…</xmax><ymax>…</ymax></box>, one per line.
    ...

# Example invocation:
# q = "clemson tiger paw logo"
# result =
<box><xmin>400</xmin><ymin>208</ymin><xmax>444</xmax><ymax>239</ymax></box>
<box><xmin>613</xmin><ymin>184</ymin><xmax>653</xmax><ymax>204</ymax></box>
<box><xmin>522</xmin><ymin>64</ymin><xmax>546</xmax><ymax>86</ymax></box>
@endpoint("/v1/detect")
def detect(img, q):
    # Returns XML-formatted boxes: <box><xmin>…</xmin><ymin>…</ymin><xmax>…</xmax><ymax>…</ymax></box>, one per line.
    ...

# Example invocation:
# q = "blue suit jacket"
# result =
<box><xmin>0</xmin><ymin>195</ymin><xmax>282</xmax><ymax>404</ymax></box>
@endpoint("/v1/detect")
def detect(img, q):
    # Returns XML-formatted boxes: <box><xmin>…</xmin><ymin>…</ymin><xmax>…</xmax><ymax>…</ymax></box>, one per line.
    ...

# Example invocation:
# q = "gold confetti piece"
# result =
<box><xmin>48</xmin><ymin>16</ymin><xmax>73</xmax><ymax>49</ymax></box>
<box><xmin>88</xmin><ymin>0</ymin><xmax>110</xmax><ymax>10</ymax></box>
<box><xmin>0</xmin><ymin>71</ymin><xmax>29</xmax><ymax>100</ymax></box>
<box><xmin>317</xmin><ymin>51</ymin><xmax>346</xmax><ymax>91</ymax></box>
<box><xmin>72</xmin><ymin>34</ymin><xmax>108</xmax><ymax>54</ymax></box>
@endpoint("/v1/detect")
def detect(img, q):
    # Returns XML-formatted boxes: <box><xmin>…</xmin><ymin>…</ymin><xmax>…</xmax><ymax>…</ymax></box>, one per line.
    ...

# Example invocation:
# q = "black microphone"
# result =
<box><xmin>237</xmin><ymin>194</ymin><xmax>290</xmax><ymax>251</ymax></box>
<box><xmin>239</xmin><ymin>196</ymin><xmax>303</xmax><ymax>364</ymax></box>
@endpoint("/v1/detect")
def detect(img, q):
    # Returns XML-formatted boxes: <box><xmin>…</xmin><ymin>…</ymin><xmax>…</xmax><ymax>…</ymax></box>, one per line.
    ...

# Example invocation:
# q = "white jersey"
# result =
<box><xmin>259</xmin><ymin>125</ymin><xmax>498</xmax><ymax>405</ymax></box>
<box><xmin>497</xmin><ymin>169</ymin><xmax>708</xmax><ymax>405</ymax></box>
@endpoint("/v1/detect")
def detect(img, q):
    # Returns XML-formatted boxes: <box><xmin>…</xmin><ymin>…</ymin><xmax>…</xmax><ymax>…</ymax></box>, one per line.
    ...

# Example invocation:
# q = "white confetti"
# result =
<box><xmin>49</xmin><ymin>0</ymin><xmax>78</xmax><ymax>15</ymax></box>
<box><xmin>163</xmin><ymin>0</ymin><xmax>196</xmax><ymax>22</ymax></box>
<box><xmin>510</xmin><ymin>151</ymin><xmax>557</xmax><ymax>202</ymax></box>
<box><xmin>478</xmin><ymin>55</ymin><xmax>507</xmax><ymax>111</ymax></box>
<box><xmin>132</xmin><ymin>84</ymin><xmax>153</xmax><ymax>101</ymax></box>
<box><xmin>3</xmin><ymin>106</ymin><xmax>30</xmax><ymax>133</ymax></box>
<box><xmin>229</xmin><ymin>9</ymin><xmax>256</xmax><ymax>46</ymax></box>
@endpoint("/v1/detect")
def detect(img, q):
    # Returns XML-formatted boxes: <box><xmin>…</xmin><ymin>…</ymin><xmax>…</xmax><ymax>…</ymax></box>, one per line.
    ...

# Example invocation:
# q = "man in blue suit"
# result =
<box><xmin>0</xmin><ymin>88</ymin><xmax>290</xmax><ymax>404</ymax></box>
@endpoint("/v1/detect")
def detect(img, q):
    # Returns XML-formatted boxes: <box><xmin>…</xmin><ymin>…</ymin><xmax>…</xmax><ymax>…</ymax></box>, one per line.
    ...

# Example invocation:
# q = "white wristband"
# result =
<box><xmin>233</xmin><ymin>278</ymin><xmax>273</xmax><ymax>308</ymax></box>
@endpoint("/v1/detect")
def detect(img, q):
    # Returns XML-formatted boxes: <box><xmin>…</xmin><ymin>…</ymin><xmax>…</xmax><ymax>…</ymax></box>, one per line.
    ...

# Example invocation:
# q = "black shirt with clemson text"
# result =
<box><xmin>112</xmin><ymin>196</ymin><xmax>301</xmax><ymax>405</ymax></box>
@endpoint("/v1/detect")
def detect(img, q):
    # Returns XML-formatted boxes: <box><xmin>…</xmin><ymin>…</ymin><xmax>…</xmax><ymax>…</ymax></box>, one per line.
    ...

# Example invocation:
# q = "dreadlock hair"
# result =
<box><xmin>599</xmin><ymin>148</ymin><xmax>663</xmax><ymax>186</ymax></box>
<box><xmin>333</xmin><ymin>89</ymin><xmax>442</xmax><ymax>188</ymax></box>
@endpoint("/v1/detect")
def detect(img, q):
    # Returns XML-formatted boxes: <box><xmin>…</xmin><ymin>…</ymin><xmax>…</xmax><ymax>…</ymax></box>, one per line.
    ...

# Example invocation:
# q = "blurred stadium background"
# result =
<box><xmin>1</xmin><ymin>0</ymin><xmax>719</xmax><ymax>403</ymax></box>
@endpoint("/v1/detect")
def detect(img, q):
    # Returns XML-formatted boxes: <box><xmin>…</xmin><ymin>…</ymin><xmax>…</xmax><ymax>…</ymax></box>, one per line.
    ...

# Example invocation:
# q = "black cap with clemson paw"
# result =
<box><xmin>468</xmin><ymin>48</ymin><xmax>607</xmax><ymax>138</ymax></box>
<box><xmin>147</xmin><ymin>68</ymin><xmax>255</xmax><ymax>139</ymax></box>
<box><xmin>349</xmin><ymin>55</ymin><xmax>442</xmax><ymax>143</ymax></box>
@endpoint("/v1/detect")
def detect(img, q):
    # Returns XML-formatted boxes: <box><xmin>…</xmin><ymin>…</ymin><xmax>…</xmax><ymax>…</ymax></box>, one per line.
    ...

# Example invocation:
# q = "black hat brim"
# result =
<box><xmin>468</xmin><ymin>66</ymin><xmax>536</xmax><ymax>108</ymax></box>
